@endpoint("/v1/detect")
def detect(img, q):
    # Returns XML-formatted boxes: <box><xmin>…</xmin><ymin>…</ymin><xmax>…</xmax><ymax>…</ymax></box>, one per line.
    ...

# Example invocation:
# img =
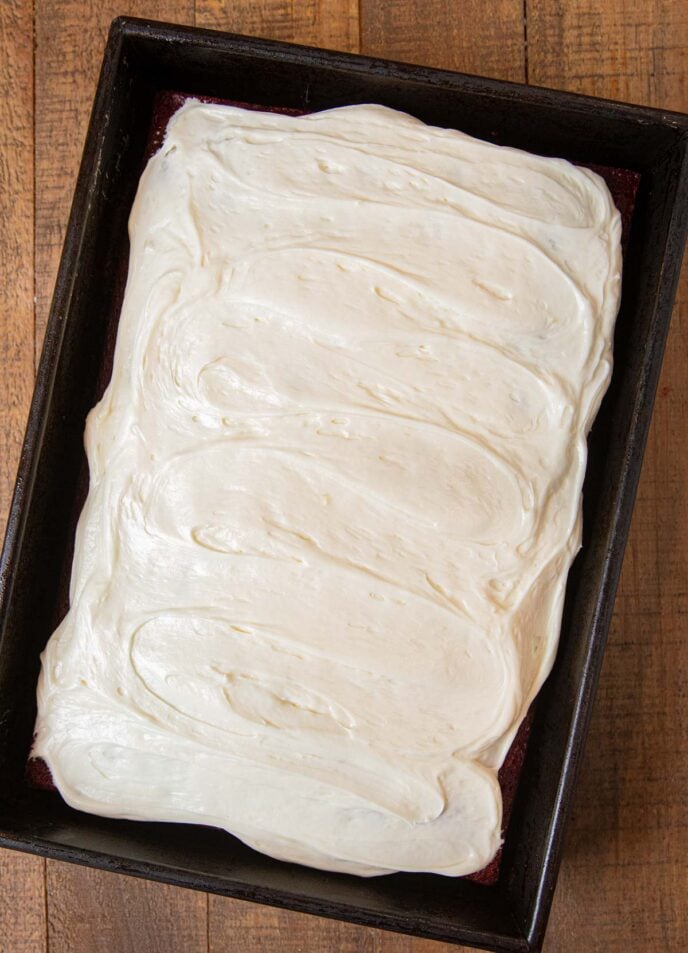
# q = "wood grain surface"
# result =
<box><xmin>527</xmin><ymin>4</ymin><xmax>688</xmax><ymax>950</ymax></box>
<box><xmin>0</xmin><ymin>0</ymin><xmax>34</xmax><ymax>537</ymax></box>
<box><xmin>0</xmin><ymin>1</ymin><xmax>686</xmax><ymax>951</ymax></box>
<box><xmin>0</xmin><ymin>1</ymin><xmax>45</xmax><ymax>950</ymax></box>
<box><xmin>361</xmin><ymin>0</ymin><xmax>526</xmax><ymax>82</ymax></box>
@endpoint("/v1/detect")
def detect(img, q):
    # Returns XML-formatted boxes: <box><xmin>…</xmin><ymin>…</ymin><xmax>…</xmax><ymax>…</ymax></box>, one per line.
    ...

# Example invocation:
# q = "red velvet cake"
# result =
<box><xmin>29</xmin><ymin>92</ymin><xmax>639</xmax><ymax>884</ymax></box>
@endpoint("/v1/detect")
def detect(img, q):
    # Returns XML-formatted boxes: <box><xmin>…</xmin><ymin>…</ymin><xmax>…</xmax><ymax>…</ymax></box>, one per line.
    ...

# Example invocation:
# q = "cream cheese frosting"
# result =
<box><xmin>33</xmin><ymin>100</ymin><xmax>622</xmax><ymax>877</ymax></box>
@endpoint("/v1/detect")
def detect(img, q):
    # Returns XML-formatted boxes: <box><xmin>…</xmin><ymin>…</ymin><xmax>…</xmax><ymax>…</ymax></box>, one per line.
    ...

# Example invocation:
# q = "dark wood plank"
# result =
<box><xmin>527</xmin><ymin>0</ymin><xmax>687</xmax><ymax>107</ymax></box>
<box><xmin>361</xmin><ymin>0</ymin><xmax>526</xmax><ymax>82</ymax></box>
<box><xmin>0</xmin><ymin>849</ymin><xmax>46</xmax><ymax>953</ymax></box>
<box><xmin>0</xmin><ymin>0</ymin><xmax>46</xmax><ymax>940</ymax></box>
<box><xmin>194</xmin><ymin>0</ymin><xmax>359</xmax><ymax>51</ymax></box>
<box><xmin>208</xmin><ymin>899</ymin><xmax>460</xmax><ymax>953</ymax></box>
<box><xmin>0</xmin><ymin>0</ymin><xmax>35</xmax><ymax>534</ymax></box>
<box><xmin>0</xmin><ymin>2</ymin><xmax>46</xmax><ymax>949</ymax></box>
<box><xmin>527</xmin><ymin>2</ymin><xmax>688</xmax><ymax>951</ymax></box>
<box><xmin>46</xmin><ymin>863</ymin><xmax>207</xmax><ymax>953</ymax></box>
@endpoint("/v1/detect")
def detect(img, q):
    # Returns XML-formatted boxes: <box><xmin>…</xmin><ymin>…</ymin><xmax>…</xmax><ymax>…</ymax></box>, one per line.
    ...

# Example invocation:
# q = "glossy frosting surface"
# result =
<box><xmin>34</xmin><ymin>101</ymin><xmax>621</xmax><ymax>876</ymax></box>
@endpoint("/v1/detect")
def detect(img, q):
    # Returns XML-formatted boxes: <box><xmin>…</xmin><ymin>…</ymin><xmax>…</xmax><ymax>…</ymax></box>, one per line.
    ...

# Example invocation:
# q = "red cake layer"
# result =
<box><xmin>28</xmin><ymin>91</ymin><xmax>639</xmax><ymax>885</ymax></box>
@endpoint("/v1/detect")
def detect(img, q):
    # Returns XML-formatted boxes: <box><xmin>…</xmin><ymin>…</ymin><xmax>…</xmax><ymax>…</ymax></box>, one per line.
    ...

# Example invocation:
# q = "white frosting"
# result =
<box><xmin>34</xmin><ymin>101</ymin><xmax>621</xmax><ymax>877</ymax></box>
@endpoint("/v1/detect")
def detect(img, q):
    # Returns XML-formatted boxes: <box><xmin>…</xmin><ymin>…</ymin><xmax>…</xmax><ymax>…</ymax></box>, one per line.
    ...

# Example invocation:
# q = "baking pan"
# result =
<box><xmin>1</xmin><ymin>17</ymin><xmax>687</xmax><ymax>952</ymax></box>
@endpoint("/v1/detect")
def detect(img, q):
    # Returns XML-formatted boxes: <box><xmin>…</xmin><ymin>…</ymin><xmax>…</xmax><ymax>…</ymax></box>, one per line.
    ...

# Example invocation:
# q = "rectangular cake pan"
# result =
<box><xmin>1</xmin><ymin>17</ymin><xmax>687</xmax><ymax>952</ymax></box>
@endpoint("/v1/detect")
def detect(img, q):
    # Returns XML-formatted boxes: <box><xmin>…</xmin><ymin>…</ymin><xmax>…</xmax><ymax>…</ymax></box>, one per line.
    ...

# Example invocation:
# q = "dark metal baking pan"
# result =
<box><xmin>1</xmin><ymin>16</ymin><xmax>687</xmax><ymax>953</ymax></box>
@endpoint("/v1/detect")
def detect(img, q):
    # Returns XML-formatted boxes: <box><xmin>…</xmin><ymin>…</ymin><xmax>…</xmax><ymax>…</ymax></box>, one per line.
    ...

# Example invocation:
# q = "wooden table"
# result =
<box><xmin>1</xmin><ymin>1</ymin><xmax>686</xmax><ymax>950</ymax></box>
